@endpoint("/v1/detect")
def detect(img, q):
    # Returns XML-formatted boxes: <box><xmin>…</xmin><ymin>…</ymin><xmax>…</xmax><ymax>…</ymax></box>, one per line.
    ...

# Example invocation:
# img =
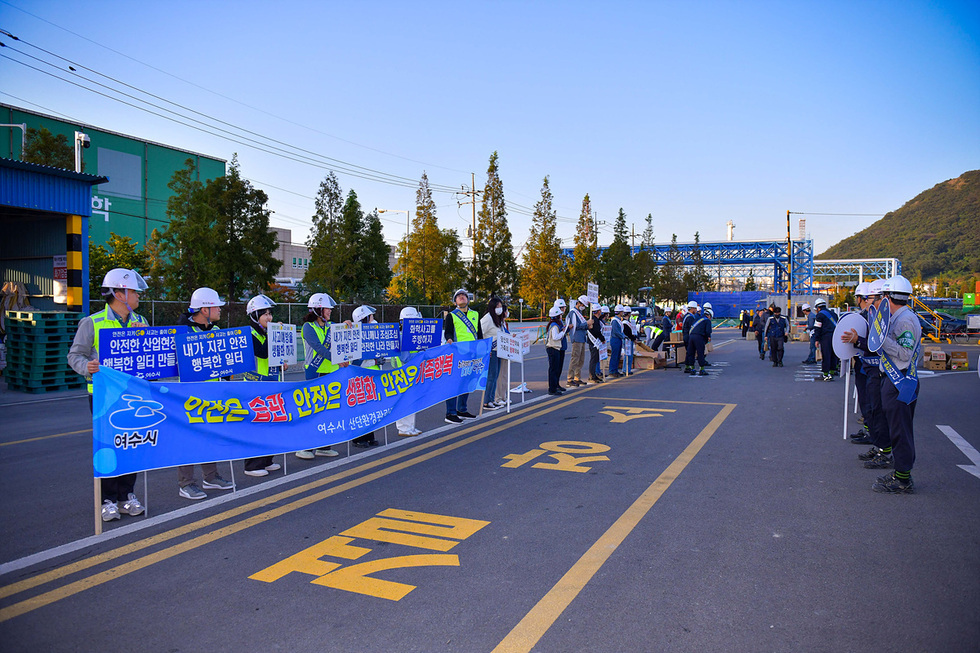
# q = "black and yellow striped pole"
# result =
<box><xmin>66</xmin><ymin>213</ymin><xmax>85</xmax><ymax>313</ymax></box>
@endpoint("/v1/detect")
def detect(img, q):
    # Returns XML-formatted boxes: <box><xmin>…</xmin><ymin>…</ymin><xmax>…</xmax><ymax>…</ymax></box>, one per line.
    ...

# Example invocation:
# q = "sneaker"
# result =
<box><xmin>483</xmin><ymin>402</ymin><xmax>502</xmax><ymax>411</ymax></box>
<box><xmin>849</xmin><ymin>429</ymin><xmax>869</xmax><ymax>440</ymax></box>
<box><xmin>609</xmin><ymin>372</ymin><xmax>622</xmax><ymax>378</ymax></box>
<box><xmin>244</xmin><ymin>468</ymin><xmax>269</xmax><ymax>477</ymax></box>
<box><xmin>458</xmin><ymin>411</ymin><xmax>477</xmax><ymax>419</ymax></box>
<box><xmin>858</xmin><ymin>446</ymin><xmax>880</xmax><ymax>461</ymax></box>
<box><xmin>410</xmin><ymin>428</ymin><xmax>423</xmax><ymax>435</ymax></box>
<box><xmin>101</xmin><ymin>500</ymin><xmax>120</xmax><ymax>522</ymax></box>
<box><xmin>772</xmin><ymin>362</ymin><xmax>778</xmax><ymax>367</ymax></box>
<box><xmin>872</xmin><ymin>473</ymin><xmax>914</xmax><ymax>494</ymax></box>
<box><xmin>823</xmin><ymin>374</ymin><xmax>834</xmax><ymax>382</ymax></box>
<box><xmin>493</xmin><ymin>399</ymin><xmax>507</xmax><ymax>407</ymax></box>
<box><xmin>556</xmin><ymin>386</ymin><xmax>567</xmax><ymax>393</ymax></box>
<box><xmin>120</xmin><ymin>493</ymin><xmax>144</xmax><ymax>516</ymax></box>
<box><xmin>315</xmin><ymin>448</ymin><xmax>339</xmax><ymax>457</ymax></box>
<box><xmin>778</xmin><ymin>362</ymin><xmax>784</xmax><ymax>367</ymax></box>
<box><xmin>265</xmin><ymin>463</ymin><xmax>281</xmax><ymax>472</ymax></box>
<box><xmin>295</xmin><ymin>450</ymin><xmax>315</xmax><ymax>460</ymax></box>
<box><xmin>203</xmin><ymin>476</ymin><xmax>234</xmax><ymax>491</ymax></box>
<box><xmin>179</xmin><ymin>484</ymin><xmax>207</xmax><ymax>501</ymax></box>
<box><xmin>547</xmin><ymin>390</ymin><xmax>560</xmax><ymax>395</ymax></box>
<box><xmin>851</xmin><ymin>434</ymin><xmax>874</xmax><ymax>445</ymax></box>
<box><xmin>697</xmin><ymin>369</ymin><xmax>708</xmax><ymax>376</ymax></box>
<box><xmin>398</xmin><ymin>431</ymin><xmax>418</xmax><ymax>437</ymax></box>
<box><xmin>445</xmin><ymin>414</ymin><xmax>463</xmax><ymax>424</ymax></box>
<box><xmin>684</xmin><ymin>367</ymin><xmax>693</xmax><ymax>374</ymax></box>
<box><xmin>760</xmin><ymin>353</ymin><xmax>765</xmax><ymax>360</ymax></box>
<box><xmin>864</xmin><ymin>453</ymin><xmax>893</xmax><ymax>469</ymax></box>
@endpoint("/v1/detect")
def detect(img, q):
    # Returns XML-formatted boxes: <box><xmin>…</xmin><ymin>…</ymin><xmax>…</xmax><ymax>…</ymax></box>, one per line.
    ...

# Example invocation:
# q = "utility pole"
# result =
<box><xmin>458</xmin><ymin>172</ymin><xmax>482</xmax><ymax>261</ymax></box>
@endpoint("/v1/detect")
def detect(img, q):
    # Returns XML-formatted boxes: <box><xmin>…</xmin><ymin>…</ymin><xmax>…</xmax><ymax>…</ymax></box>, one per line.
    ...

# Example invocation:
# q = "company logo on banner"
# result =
<box><xmin>361</xmin><ymin>323</ymin><xmax>401</xmax><ymax>358</ymax></box>
<box><xmin>99</xmin><ymin>326</ymin><xmax>187</xmax><ymax>380</ymax></box>
<box><xmin>401</xmin><ymin>318</ymin><xmax>441</xmax><ymax>351</ymax></box>
<box><xmin>91</xmin><ymin>340</ymin><xmax>492</xmax><ymax>477</ymax></box>
<box><xmin>176</xmin><ymin>327</ymin><xmax>254</xmax><ymax>381</ymax></box>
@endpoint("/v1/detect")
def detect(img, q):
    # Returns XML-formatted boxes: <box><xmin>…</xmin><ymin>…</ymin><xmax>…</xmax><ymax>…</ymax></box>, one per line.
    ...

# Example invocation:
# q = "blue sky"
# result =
<box><xmin>2</xmin><ymin>0</ymin><xmax>978</xmax><ymax>258</ymax></box>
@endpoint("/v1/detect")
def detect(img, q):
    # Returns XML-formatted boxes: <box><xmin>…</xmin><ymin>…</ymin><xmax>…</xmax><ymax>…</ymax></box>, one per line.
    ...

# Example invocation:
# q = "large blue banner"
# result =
<box><xmin>92</xmin><ymin>339</ymin><xmax>492</xmax><ymax>478</ymax></box>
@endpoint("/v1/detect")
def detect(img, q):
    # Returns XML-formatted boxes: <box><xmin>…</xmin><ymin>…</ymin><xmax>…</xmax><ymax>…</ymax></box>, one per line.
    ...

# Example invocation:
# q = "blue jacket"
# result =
<box><xmin>813</xmin><ymin>308</ymin><xmax>838</xmax><ymax>340</ymax></box>
<box><xmin>689</xmin><ymin>315</ymin><xmax>712</xmax><ymax>339</ymax></box>
<box><xmin>569</xmin><ymin>310</ymin><xmax>589</xmax><ymax>344</ymax></box>
<box><xmin>765</xmin><ymin>315</ymin><xmax>788</xmax><ymax>340</ymax></box>
<box><xmin>610</xmin><ymin>317</ymin><xmax>625</xmax><ymax>342</ymax></box>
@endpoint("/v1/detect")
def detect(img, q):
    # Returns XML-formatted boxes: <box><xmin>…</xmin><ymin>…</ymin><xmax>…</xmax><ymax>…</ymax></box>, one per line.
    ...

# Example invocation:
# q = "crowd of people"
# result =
<box><xmin>69</xmin><ymin>268</ymin><xmax>922</xmax><ymax>522</ymax></box>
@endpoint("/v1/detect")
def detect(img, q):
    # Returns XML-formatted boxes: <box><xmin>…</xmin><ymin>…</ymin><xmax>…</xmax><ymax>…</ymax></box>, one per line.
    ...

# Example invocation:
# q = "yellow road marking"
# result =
<box><xmin>493</xmin><ymin>402</ymin><xmax>737</xmax><ymax>653</ymax></box>
<box><xmin>1</xmin><ymin>429</ymin><xmax>92</xmax><ymax>447</ymax></box>
<box><xmin>0</xmin><ymin>396</ymin><xmax>586</xmax><ymax>622</ymax></box>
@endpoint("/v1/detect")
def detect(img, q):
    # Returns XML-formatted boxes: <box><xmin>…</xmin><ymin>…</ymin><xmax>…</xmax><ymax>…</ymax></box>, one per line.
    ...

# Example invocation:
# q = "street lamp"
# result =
<box><xmin>379</xmin><ymin>209</ymin><xmax>410</xmax><ymax>299</ymax></box>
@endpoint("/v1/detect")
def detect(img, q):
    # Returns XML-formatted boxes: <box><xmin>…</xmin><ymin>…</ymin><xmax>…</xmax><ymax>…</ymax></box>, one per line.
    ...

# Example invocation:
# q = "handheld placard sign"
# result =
<box><xmin>401</xmin><ymin>318</ymin><xmax>440</xmax><ymax>352</ymax></box>
<box><xmin>176</xmin><ymin>327</ymin><xmax>254</xmax><ymax>381</ymax></box>
<box><xmin>330</xmin><ymin>323</ymin><xmax>362</xmax><ymax>364</ymax></box>
<box><xmin>267</xmin><ymin>323</ymin><xmax>297</xmax><ymax>367</ymax></box>
<box><xmin>100</xmin><ymin>325</ymin><xmax>186</xmax><ymax>380</ymax></box>
<box><xmin>867</xmin><ymin>304</ymin><xmax>890</xmax><ymax>352</ymax></box>
<box><xmin>361</xmin><ymin>323</ymin><xmax>401</xmax><ymax>358</ymax></box>
<box><xmin>833</xmin><ymin>312</ymin><xmax>868</xmax><ymax>360</ymax></box>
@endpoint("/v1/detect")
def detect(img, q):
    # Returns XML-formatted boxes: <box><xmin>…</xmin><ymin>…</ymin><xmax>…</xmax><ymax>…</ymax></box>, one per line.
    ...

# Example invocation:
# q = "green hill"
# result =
<box><xmin>817</xmin><ymin>170</ymin><xmax>980</xmax><ymax>278</ymax></box>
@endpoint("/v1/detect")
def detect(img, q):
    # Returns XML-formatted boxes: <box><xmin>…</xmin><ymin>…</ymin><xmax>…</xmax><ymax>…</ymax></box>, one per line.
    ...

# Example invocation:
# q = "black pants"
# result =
<box><xmin>547</xmin><ymin>347</ymin><xmax>561</xmax><ymax>391</ymax></box>
<box><xmin>741</xmin><ymin>324</ymin><xmax>749</xmax><ymax>337</ymax></box>
<box><xmin>864</xmin><ymin>370</ymin><xmax>890</xmax><ymax>450</ymax></box>
<box><xmin>882</xmin><ymin>379</ymin><xmax>917</xmax><ymax>473</ymax></box>
<box><xmin>89</xmin><ymin>395</ymin><xmax>137</xmax><ymax>502</ymax></box>
<box><xmin>652</xmin><ymin>332</ymin><xmax>666</xmax><ymax>352</ymax></box>
<box><xmin>589</xmin><ymin>344</ymin><xmax>600</xmax><ymax>379</ymax></box>
<box><xmin>767</xmin><ymin>336</ymin><xmax>784</xmax><ymax>364</ymax></box>
<box><xmin>689</xmin><ymin>335</ymin><xmax>707</xmax><ymax>368</ymax></box>
<box><xmin>854</xmin><ymin>362</ymin><xmax>868</xmax><ymax>421</ymax></box>
<box><xmin>244</xmin><ymin>456</ymin><xmax>274</xmax><ymax>471</ymax></box>
<box><xmin>820</xmin><ymin>336</ymin><xmax>838</xmax><ymax>374</ymax></box>
<box><xmin>557</xmin><ymin>349</ymin><xmax>566</xmax><ymax>386</ymax></box>
<box><xmin>756</xmin><ymin>333</ymin><xmax>764</xmax><ymax>355</ymax></box>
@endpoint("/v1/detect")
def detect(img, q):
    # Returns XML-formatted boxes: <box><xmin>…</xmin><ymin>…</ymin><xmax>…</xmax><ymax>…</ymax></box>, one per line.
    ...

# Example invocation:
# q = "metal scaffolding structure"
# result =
<box><xmin>812</xmin><ymin>258</ymin><xmax>902</xmax><ymax>281</ymax></box>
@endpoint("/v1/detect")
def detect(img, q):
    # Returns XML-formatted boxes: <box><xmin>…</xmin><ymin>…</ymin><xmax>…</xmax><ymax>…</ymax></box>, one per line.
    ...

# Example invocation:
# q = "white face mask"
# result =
<box><xmin>494</xmin><ymin>306</ymin><xmax>503</xmax><ymax>315</ymax></box>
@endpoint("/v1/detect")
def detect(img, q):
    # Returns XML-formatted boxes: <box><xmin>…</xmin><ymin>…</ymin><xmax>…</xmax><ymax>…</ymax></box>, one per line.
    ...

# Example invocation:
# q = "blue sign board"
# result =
<box><xmin>360</xmin><ymin>323</ymin><xmax>401</xmax><ymax>359</ymax></box>
<box><xmin>176</xmin><ymin>327</ymin><xmax>255</xmax><ymax>381</ymax></box>
<box><xmin>99</xmin><ymin>326</ymin><xmax>187</xmax><ymax>380</ymax></box>
<box><xmin>401</xmin><ymin>318</ymin><xmax>441</xmax><ymax>352</ymax></box>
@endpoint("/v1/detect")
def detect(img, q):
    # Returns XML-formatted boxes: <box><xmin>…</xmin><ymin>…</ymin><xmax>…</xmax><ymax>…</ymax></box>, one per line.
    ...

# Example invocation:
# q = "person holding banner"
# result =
<box><xmin>545</xmin><ymin>305</ymin><xmax>569</xmax><ymax>395</ymax></box>
<box><xmin>444</xmin><ymin>289</ymin><xmax>482</xmax><ymax>424</ymax></box>
<box><xmin>566</xmin><ymin>295</ymin><xmax>591</xmax><ymax>387</ymax></box>
<box><xmin>350</xmin><ymin>305</ymin><xmax>381</xmax><ymax>448</ymax></box>
<box><xmin>242</xmin><ymin>294</ymin><xmax>284</xmax><ymax>477</ymax></box>
<box><xmin>394</xmin><ymin>307</ymin><xmax>424</xmax><ymax>437</ymax></box>
<box><xmin>553</xmin><ymin>298</ymin><xmax>569</xmax><ymax>383</ymax></box>
<box><xmin>586</xmin><ymin>305</ymin><xmax>607</xmax><ymax>383</ymax></box>
<box><xmin>812</xmin><ymin>298</ymin><xmax>839</xmax><ymax>381</ymax></box>
<box><xmin>68</xmin><ymin>267</ymin><xmax>150</xmax><ymax>522</ymax></box>
<box><xmin>479</xmin><ymin>296</ymin><xmax>506</xmax><ymax>411</ymax></box>
<box><xmin>872</xmin><ymin>275</ymin><xmax>920</xmax><ymax>494</ymax></box>
<box><xmin>176</xmin><ymin>288</ymin><xmax>236</xmax><ymax>500</ymax></box>
<box><xmin>295</xmin><ymin>293</ymin><xmax>345</xmax><ymax>459</ymax></box>
<box><xmin>608</xmin><ymin>305</ymin><xmax>626</xmax><ymax>378</ymax></box>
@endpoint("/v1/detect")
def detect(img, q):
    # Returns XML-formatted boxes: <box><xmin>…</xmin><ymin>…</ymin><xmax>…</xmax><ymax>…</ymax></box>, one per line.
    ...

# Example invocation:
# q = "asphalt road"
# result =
<box><xmin>1</xmin><ymin>331</ymin><xmax>978</xmax><ymax>652</ymax></box>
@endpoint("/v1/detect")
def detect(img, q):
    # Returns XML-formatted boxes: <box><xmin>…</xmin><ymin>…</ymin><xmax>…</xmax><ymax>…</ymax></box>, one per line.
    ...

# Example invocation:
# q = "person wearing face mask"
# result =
<box><xmin>68</xmin><ymin>268</ymin><xmax>151</xmax><ymax>522</ymax></box>
<box><xmin>495</xmin><ymin>303</ymin><xmax>513</xmax><ymax>404</ymax></box>
<box><xmin>444</xmin><ymin>289</ymin><xmax>483</xmax><ymax>424</ymax></box>
<box><xmin>479</xmin><ymin>296</ymin><xmax>506</xmax><ymax>411</ymax></box>
<box><xmin>174</xmin><ymin>287</ymin><xmax>236</xmax><ymax>500</ymax></box>
<box><xmin>565</xmin><ymin>295</ymin><xmax>591</xmax><ymax>387</ymax></box>
<box><xmin>545</xmin><ymin>305</ymin><xmax>569</xmax><ymax>394</ymax></box>
<box><xmin>552</xmin><ymin>298</ymin><xmax>569</xmax><ymax>384</ymax></box>
<box><xmin>350</xmin><ymin>305</ymin><xmax>381</xmax><ymax>448</ymax></box>
<box><xmin>242</xmin><ymin>294</ymin><xmax>285</xmax><ymax>477</ymax></box>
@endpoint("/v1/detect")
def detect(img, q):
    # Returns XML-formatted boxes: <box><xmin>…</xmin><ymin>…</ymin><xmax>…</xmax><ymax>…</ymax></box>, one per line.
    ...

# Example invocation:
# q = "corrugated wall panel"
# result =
<box><xmin>0</xmin><ymin>167</ymin><xmax>93</xmax><ymax>215</ymax></box>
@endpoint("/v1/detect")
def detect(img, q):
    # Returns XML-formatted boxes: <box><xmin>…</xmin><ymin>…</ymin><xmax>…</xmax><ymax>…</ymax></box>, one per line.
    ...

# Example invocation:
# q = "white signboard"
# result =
<box><xmin>519</xmin><ymin>330</ymin><xmax>532</xmax><ymax>355</ymax></box>
<box><xmin>587</xmin><ymin>282</ymin><xmax>599</xmax><ymax>304</ymax></box>
<box><xmin>268</xmin><ymin>323</ymin><xmax>297</xmax><ymax>366</ymax></box>
<box><xmin>598</xmin><ymin>343</ymin><xmax>608</xmax><ymax>361</ymax></box>
<box><xmin>330</xmin><ymin>322</ymin><xmax>362</xmax><ymax>363</ymax></box>
<box><xmin>498</xmin><ymin>331</ymin><xmax>523</xmax><ymax>362</ymax></box>
<box><xmin>602</xmin><ymin>325</ymin><xmax>612</xmax><ymax>342</ymax></box>
<box><xmin>969</xmin><ymin>315</ymin><xmax>980</xmax><ymax>329</ymax></box>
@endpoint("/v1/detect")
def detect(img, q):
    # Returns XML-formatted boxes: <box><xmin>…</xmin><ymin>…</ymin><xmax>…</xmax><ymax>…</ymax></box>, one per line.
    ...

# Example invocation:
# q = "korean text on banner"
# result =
<box><xmin>498</xmin><ymin>331</ymin><xmax>523</xmax><ymax>362</ymax></box>
<box><xmin>331</xmin><ymin>323</ymin><xmax>363</xmax><ymax>364</ymax></box>
<box><xmin>268</xmin><ymin>323</ymin><xmax>297</xmax><ymax>366</ymax></box>
<box><xmin>360</xmin><ymin>323</ymin><xmax>401</xmax><ymax>359</ymax></box>
<box><xmin>100</xmin><ymin>326</ymin><xmax>187</xmax><ymax>380</ymax></box>
<box><xmin>401</xmin><ymin>318</ymin><xmax>441</xmax><ymax>352</ymax></box>
<box><xmin>587</xmin><ymin>282</ymin><xmax>599</xmax><ymax>304</ymax></box>
<box><xmin>92</xmin><ymin>339</ymin><xmax>493</xmax><ymax>477</ymax></box>
<box><xmin>176</xmin><ymin>327</ymin><xmax>254</xmax><ymax>381</ymax></box>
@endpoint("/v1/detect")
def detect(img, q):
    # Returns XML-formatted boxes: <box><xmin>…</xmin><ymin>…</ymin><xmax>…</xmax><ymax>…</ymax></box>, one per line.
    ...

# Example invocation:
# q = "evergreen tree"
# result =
<box><xmin>641</xmin><ymin>213</ymin><xmax>655</xmax><ymax>247</ymax></box>
<box><xmin>438</xmin><ymin>228</ymin><xmax>468</xmax><ymax>305</ymax></box>
<box><xmin>334</xmin><ymin>190</ymin><xmax>366</xmax><ymax>300</ymax></box>
<box><xmin>156</xmin><ymin>159</ymin><xmax>213</xmax><ymax>299</ymax></box>
<box><xmin>88</xmin><ymin>233</ymin><xmax>149</xmax><ymax>299</ymax></box>
<box><xmin>566</xmin><ymin>194</ymin><xmax>600</xmax><ymax>300</ymax></box>
<box><xmin>633</xmin><ymin>212</ymin><xmax>658</xmax><ymax>302</ymax></box>
<box><xmin>659</xmin><ymin>234</ymin><xmax>685</xmax><ymax>306</ymax></box>
<box><xmin>689</xmin><ymin>231</ymin><xmax>714</xmax><ymax>291</ymax></box>
<box><xmin>23</xmin><ymin>126</ymin><xmax>75</xmax><ymax>170</ymax></box>
<box><xmin>744</xmin><ymin>270</ymin><xmax>757</xmax><ymax>291</ymax></box>
<box><xmin>520</xmin><ymin>176</ymin><xmax>562</xmax><ymax>313</ymax></box>
<box><xmin>388</xmin><ymin>173</ymin><xmax>451</xmax><ymax>304</ymax></box>
<box><xmin>600</xmin><ymin>208</ymin><xmax>633</xmax><ymax>303</ymax></box>
<box><xmin>305</xmin><ymin>173</ymin><xmax>344</xmax><ymax>293</ymax></box>
<box><xmin>359</xmin><ymin>209</ymin><xmax>392</xmax><ymax>302</ymax></box>
<box><xmin>470</xmin><ymin>152</ymin><xmax>518</xmax><ymax>300</ymax></box>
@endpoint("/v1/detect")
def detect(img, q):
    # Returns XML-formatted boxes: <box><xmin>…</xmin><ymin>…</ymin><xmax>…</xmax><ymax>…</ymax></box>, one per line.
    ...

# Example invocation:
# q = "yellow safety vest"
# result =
<box><xmin>89</xmin><ymin>305</ymin><xmax>148</xmax><ymax>393</ymax></box>
<box><xmin>306</xmin><ymin>321</ymin><xmax>339</xmax><ymax>375</ymax></box>
<box><xmin>253</xmin><ymin>325</ymin><xmax>269</xmax><ymax>378</ymax></box>
<box><xmin>450</xmin><ymin>309</ymin><xmax>479</xmax><ymax>343</ymax></box>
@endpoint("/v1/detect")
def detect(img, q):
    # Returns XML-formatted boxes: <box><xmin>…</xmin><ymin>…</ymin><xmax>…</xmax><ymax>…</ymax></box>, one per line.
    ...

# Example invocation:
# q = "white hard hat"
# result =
<box><xmin>308</xmin><ymin>293</ymin><xmax>337</xmax><ymax>310</ymax></box>
<box><xmin>882</xmin><ymin>274</ymin><xmax>913</xmax><ymax>296</ymax></box>
<box><xmin>246</xmin><ymin>294</ymin><xmax>276</xmax><ymax>315</ymax></box>
<box><xmin>399</xmin><ymin>306</ymin><xmax>421</xmax><ymax>320</ymax></box>
<box><xmin>101</xmin><ymin>268</ymin><xmax>148</xmax><ymax>291</ymax></box>
<box><xmin>868</xmin><ymin>279</ymin><xmax>886</xmax><ymax>295</ymax></box>
<box><xmin>855</xmin><ymin>282</ymin><xmax>871</xmax><ymax>297</ymax></box>
<box><xmin>549</xmin><ymin>306</ymin><xmax>563</xmax><ymax>318</ymax></box>
<box><xmin>554</xmin><ymin>298</ymin><xmax>567</xmax><ymax>309</ymax></box>
<box><xmin>189</xmin><ymin>287</ymin><xmax>225</xmax><ymax>310</ymax></box>
<box><xmin>352</xmin><ymin>305</ymin><xmax>376</xmax><ymax>323</ymax></box>
<box><xmin>600</xmin><ymin>305</ymin><xmax>610</xmax><ymax>313</ymax></box>
<box><xmin>814</xmin><ymin>298</ymin><xmax>827</xmax><ymax>308</ymax></box>
<box><xmin>687</xmin><ymin>300</ymin><xmax>699</xmax><ymax>309</ymax></box>
<box><xmin>614</xmin><ymin>304</ymin><xmax>625</xmax><ymax>313</ymax></box>
<box><xmin>679</xmin><ymin>307</ymin><xmax>687</xmax><ymax>315</ymax></box>
<box><xmin>577</xmin><ymin>295</ymin><xmax>590</xmax><ymax>306</ymax></box>
<box><xmin>702</xmin><ymin>302</ymin><xmax>712</xmax><ymax>309</ymax></box>
<box><xmin>801</xmin><ymin>302</ymin><xmax>811</xmax><ymax>311</ymax></box>
<box><xmin>704</xmin><ymin>308</ymin><xmax>714</xmax><ymax>316</ymax></box>
<box><xmin>452</xmin><ymin>288</ymin><xmax>469</xmax><ymax>301</ymax></box>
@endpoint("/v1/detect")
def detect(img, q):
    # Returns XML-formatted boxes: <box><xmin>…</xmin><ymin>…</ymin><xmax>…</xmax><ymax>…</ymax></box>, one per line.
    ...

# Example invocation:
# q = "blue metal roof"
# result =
<box><xmin>0</xmin><ymin>157</ymin><xmax>108</xmax><ymax>216</ymax></box>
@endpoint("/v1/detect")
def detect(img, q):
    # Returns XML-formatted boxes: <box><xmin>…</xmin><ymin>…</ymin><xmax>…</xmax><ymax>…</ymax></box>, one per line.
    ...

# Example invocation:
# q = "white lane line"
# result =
<box><xmin>937</xmin><ymin>425</ymin><xmax>980</xmax><ymax>480</ymax></box>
